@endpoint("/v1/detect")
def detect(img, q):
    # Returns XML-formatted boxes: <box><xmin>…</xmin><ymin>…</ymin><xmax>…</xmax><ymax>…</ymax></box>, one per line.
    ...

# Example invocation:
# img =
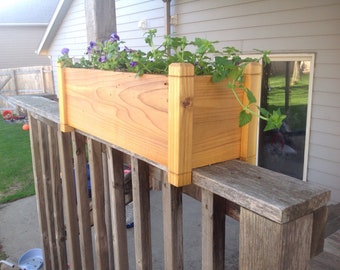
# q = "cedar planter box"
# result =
<box><xmin>58</xmin><ymin>62</ymin><xmax>261</xmax><ymax>186</ymax></box>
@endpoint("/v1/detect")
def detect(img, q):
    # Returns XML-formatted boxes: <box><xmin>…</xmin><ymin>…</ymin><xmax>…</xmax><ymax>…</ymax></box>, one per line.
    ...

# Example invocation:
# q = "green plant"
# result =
<box><xmin>58</xmin><ymin>29</ymin><xmax>285</xmax><ymax>131</ymax></box>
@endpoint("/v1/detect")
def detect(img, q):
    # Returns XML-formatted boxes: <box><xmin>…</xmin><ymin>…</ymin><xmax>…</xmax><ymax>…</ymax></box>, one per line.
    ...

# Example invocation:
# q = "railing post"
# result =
<box><xmin>201</xmin><ymin>189</ymin><xmax>226</xmax><ymax>270</ymax></box>
<box><xmin>106</xmin><ymin>147</ymin><xmax>129</xmax><ymax>270</ymax></box>
<box><xmin>58</xmin><ymin>131</ymin><xmax>82</xmax><ymax>270</ymax></box>
<box><xmin>72</xmin><ymin>133</ymin><xmax>94</xmax><ymax>269</ymax></box>
<box><xmin>87</xmin><ymin>138</ymin><xmax>110</xmax><ymax>270</ymax></box>
<box><xmin>48</xmin><ymin>125</ymin><xmax>68</xmax><ymax>269</ymax></box>
<box><xmin>162</xmin><ymin>177</ymin><xmax>183</xmax><ymax>269</ymax></box>
<box><xmin>168</xmin><ymin>63</ymin><xmax>195</xmax><ymax>187</ymax></box>
<box><xmin>240</xmin><ymin>62</ymin><xmax>262</xmax><ymax>164</ymax></box>
<box><xmin>28</xmin><ymin>115</ymin><xmax>53</xmax><ymax>270</ymax></box>
<box><xmin>131</xmin><ymin>157</ymin><xmax>152</xmax><ymax>269</ymax></box>
<box><xmin>239</xmin><ymin>207</ymin><xmax>313</xmax><ymax>270</ymax></box>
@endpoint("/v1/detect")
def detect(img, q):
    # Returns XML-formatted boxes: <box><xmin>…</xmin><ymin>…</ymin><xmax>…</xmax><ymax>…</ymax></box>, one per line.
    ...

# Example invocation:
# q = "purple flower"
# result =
<box><xmin>61</xmin><ymin>48</ymin><xmax>69</xmax><ymax>55</ymax></box>
<box><xmin>87</xmin><ymin>41</ymin><xmax>97</xmax><ymax>54</ymax></box>
<box><xmin>89</xmin><ymin>41</ymin><xmax>96</xmax><ymax>48</ymax></box>
<box><xmin>109</xmin><ymin>32</ymin><xmax>120</xmax><ymax>42</ymax></box>
<box><xmin>99</xmin><ymin>55</ymin><xmax>107</xmax><ymax>63</ymax></box>
<box><xmin>130</xmin><ymin>61</ymin><xmax>138</xmax><ymax>67</ymax></box>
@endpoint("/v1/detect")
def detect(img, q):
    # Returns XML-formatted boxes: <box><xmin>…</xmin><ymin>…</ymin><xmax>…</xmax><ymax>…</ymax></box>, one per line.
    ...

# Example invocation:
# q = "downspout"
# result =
<box><xmin>163</xmin><ymin>0</ymin><xmax>171</xmax><ymax>36</ymax></box>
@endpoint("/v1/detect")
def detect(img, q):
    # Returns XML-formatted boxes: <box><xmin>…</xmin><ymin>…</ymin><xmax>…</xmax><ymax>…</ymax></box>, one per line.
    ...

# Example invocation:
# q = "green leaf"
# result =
<box><xmin>245</xmin><ymin>88</ymin><xmax>257</xmax><ymax>104</ymax></box>
<box><xmin>263</xmin><ymin>109</ymin><xmax>286</xmax><ymax>131</ymax></box>
<box><xmin>259</xmin><ymin>107</ymin><xmax>270</xmax><ymax>117</ymax></box>
<box><xmin>239</xmin><ymin>110</ymin><xmax>252</xmax><ymax>127</ymax></box>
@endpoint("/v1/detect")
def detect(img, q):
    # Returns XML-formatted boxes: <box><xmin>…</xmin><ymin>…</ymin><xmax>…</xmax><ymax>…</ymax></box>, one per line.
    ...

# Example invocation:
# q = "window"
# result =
<box><xmin>257</xmin><ymin>54</ymin><xmax>314</xmax><ymax>180</ymax></box>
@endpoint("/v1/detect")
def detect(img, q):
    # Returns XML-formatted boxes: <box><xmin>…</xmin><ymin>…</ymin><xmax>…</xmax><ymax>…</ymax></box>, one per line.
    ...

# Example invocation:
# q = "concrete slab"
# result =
<box><xmin>0</xmin><ymin>191</ymin><xmax>240</xmax><ymax>269</ymax></box>
<box><xmin>0</xmin><ymin>196</ymin><xmax>42</xmax><ymax>269</ymax></box>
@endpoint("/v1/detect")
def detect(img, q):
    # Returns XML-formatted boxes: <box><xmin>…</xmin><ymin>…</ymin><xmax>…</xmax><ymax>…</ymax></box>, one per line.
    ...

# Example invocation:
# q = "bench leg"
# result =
<box><xmin>310</xmin><ymin>205</ymin><xmax>328</xmax><ymax>257</ymax></box>
<box><xmin>239</xmin><ymin>207</ymin><xmax>313</xmax><ymax>270</ymax></box>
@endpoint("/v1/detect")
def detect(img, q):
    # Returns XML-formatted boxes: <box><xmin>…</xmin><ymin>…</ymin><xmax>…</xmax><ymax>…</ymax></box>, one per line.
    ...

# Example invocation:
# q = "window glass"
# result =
<box><xmin>258</xmin><ymin>56</ymin><xmax>313</xmax><ymax>180</ymax></box>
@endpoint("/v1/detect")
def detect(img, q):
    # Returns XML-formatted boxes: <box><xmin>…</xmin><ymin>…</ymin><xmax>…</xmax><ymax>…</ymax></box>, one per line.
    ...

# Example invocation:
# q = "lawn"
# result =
<box><xmin>266</xmin><ymin>73</ymin><xmax>309</xmax><ymax>131</ymax></box>
<box><xmin>0</xmin><ymin>119</ymin><xmax>35</xmax><ymax>203</ymax></box>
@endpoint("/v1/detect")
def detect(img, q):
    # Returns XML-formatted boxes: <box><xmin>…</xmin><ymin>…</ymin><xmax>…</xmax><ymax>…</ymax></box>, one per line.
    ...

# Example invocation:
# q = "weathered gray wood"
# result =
<box><xmin>201</xmin><ymin>190</ymin><xmax>225</xmax><ymax>270</ymax></box>
<box><xmin>28</xmin><ymin>115</ymin><xmax>52</xmax><ymax>270</ymax></box>
<box><xmin>193</xmin><ymin>160</ymin><xmax>330</xmax><ymax>224</ymax></box>
<box><xmin>48</xmin><ymin>125</ymin><xmax>68</xmax><ymax>269</ymax></box>
<box><xmin>8</xmin><ymin>95</ymin><xmax>59</xmax><ymax>123</ymax></box>
<box><xmin>162</xmin><ymin>177</ymin><xmax>183</xmax><ymax>270</ymax></box>
<box><xmin>240</xmin><ymin>207</ymin><xmax>313</xmax><ymax>270</ymax></box>
<box><xmin>58</xmin><ymin>131</ymin><xmax>82</xmax><ymax>270</ymax></box>
<box><xmin>88</xmin><ymin>139</ymin><xmax>109</xmax><ymax>270</ymax></box>
<box><xmin>102</xmin><ymin>151</ymin><xmax>114</xmax><ymax>269</ymax></box>
<box><xmin>310</xmin><ymin>205</ymin><xmax>328</xmax><ymax>257</ymax></box>
<box><xmin>84</xmin><ymin>0</ymin><xmax>117</xmax><ymax>42</ymax></box>
<box><xmin>72</xmin><ymin>133</ymin><xmax>94</xmax><ymax>269</ymax></box>
<box><xmin>107</xmin><ymin>147</ymin><xmax>129</xmax><ymax>270</ymax></box>
<box><xmin>131</xmin><ymin>157</ymin><xmax>152</xmax><ymax>270</ymax></box>
<box><xmin>38</xmin><ymin>122</ymin><xmax>59</xmax><ymax>270</ymax></box>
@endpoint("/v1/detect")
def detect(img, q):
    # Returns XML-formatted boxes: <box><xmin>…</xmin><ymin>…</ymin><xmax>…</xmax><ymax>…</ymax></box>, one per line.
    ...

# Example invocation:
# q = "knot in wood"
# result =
<box><xmin>182</xmin><ymin>97</ymin><xmax>192</xmax><ymax>108</ymax></box>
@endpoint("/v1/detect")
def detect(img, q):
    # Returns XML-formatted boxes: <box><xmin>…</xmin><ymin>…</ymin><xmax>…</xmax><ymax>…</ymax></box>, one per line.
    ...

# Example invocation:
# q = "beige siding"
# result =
<box><xmin>115</xmin><ymin>0</ymin><xmax>165</xmax><ymax>50</ymax></box>
<box><xmin>0</xmin><ymin>26</ymin><xmax>50</xmax><ymax>69</ymax></box>
<box><xmin>46</xmin><ymin>0</ymin><xmax>340</xmax><ymax>202</ymax></box>
<box><xmin>115</xmin><ymin>0</ymin><xmax>340</xmax><ymax>202</ymax></box>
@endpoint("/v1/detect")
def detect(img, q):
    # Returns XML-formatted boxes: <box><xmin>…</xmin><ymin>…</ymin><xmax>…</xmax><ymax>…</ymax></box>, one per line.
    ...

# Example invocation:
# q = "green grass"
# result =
<box><xmin>0</xmin><ymin>119</ymin><xmax>35</xmax><ymax>203</ymax></box>
<box><xmin>266</xmin><ymin>74</ymin><xmax>309</xmax><ymax>130</ymax></box>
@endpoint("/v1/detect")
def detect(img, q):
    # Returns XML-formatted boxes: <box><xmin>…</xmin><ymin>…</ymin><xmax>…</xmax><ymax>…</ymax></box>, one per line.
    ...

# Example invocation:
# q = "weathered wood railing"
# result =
<box><xmin>10</xmin><ymin>95</ymin><xmax>330</xmax><ymax>270</ymax></box>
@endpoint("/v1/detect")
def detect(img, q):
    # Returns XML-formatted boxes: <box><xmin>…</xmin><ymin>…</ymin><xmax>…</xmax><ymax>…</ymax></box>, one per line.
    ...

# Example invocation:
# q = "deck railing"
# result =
<box><xmin>10</xmin><ymin>95</ymin><xmax>330</xmax><ymax>270</ymax></box>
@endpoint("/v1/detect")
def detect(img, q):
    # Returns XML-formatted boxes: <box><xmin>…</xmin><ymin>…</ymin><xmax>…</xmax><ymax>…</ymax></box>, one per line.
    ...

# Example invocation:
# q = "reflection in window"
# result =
<box><xmin>258</xmin><ymin>59</ymin><xmax>311</xmax><ymax>179</ymax></box>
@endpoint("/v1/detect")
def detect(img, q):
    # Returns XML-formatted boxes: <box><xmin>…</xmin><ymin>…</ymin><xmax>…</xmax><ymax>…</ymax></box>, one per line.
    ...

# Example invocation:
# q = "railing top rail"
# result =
<box><xmin>8</xmin><ymin>95</ymin><xmax>59</xmax><ymax>123</ymax></box>
<box><xmin>9</xmin><ymin>95</ymin><xmax>331</xmax><ymax>225</ymax></box>
<box><xmin>193</xmin><ymin>160</ymin><xmax>330</xmax><ymax>224</ymax></box>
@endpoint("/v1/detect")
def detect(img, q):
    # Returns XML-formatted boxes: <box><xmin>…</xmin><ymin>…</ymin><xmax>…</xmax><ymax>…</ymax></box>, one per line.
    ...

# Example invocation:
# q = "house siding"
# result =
<box><xmin>49</xmin><ymin>0</ymin><xmax>88</xmax><ymax>92</ymax></box>
<box><xmin>0</xmin><ymin>25</ymin><xmax>51</xmax><ymax>69</ymax></box>
<box><xmin>48</xmin><ymin>0</ymin><xmax>340</xmax><ymax>202</ymax></box>
<box><xmin>114</xmin><ymin>0</ymin><xmax>340</xmax><ymax>203</ymax></box>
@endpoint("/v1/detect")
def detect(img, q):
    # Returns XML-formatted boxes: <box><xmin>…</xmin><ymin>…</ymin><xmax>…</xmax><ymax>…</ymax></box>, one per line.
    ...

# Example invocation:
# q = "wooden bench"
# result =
<box><xmin>192</xmin><ymin>160</ymin><xmax>330</xmax><ymax>270</ymax></box>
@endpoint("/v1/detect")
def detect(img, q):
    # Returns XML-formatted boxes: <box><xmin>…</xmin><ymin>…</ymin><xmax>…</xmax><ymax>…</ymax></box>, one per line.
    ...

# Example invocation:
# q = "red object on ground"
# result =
<box><xmin>2</xmin><ymin>110</ymin><xmax>13</xmax><ymax>120</ymax></box>
<box><xmin>22</xmin><ymin>124</ymin><xmax>30</xmax><ymax>131</ymax></box>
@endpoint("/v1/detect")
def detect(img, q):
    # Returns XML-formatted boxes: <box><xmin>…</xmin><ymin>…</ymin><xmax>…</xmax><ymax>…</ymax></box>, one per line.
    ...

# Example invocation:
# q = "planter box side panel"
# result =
<box><xmin>192</xmin><ymin>76</ymin><xmax>243</xmax><ymax>168</ymax></box>
<box><xmin>63</xmin><ymin>68</ymin><xmax>169</xmax><ymax>166</ymax></box>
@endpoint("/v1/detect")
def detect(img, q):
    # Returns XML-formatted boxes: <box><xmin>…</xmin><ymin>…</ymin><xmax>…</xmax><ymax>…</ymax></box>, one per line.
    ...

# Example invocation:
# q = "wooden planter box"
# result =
<box><xmin>58</xmin><ymin>62</ymin><xmax>261</xmax><ymax>186</ymax></box>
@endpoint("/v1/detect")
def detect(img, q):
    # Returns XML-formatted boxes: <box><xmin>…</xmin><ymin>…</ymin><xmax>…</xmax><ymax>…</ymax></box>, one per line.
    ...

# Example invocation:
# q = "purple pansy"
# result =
<box><xmin>61</xmin><ymin>48</ymin><xmax>69</xmax><ymax>55</ymax></box>
<box><xmin>130</xmin><ymin>61</ymin><xmax>138</xmax><ymax>67</ymax></box>
<box><xmin>99</xmin><ymin>55</ymin><xmax>107</xmax><ymax>63</ymax></box>
<box><xmin>109</xmin><ymin>33</ymin><xmax>120</xmax><ymax>42</ymax></box>
<box><xmin>87</xmin><ymin>41</ymin><xmax>97</xmax><ymax>54</ymax></box>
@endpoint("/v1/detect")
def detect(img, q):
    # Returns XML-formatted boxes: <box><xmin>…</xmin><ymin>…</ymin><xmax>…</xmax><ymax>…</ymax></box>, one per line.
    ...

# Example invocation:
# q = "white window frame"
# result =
<box><xmin>244</xmin><ymin>53</ymin><xmax>315</xmax><ymax>181</ymax></box>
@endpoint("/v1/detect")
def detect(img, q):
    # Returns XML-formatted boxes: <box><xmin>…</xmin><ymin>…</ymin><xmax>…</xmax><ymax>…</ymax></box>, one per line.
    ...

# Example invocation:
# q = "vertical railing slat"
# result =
<box><xmin>37</xmin><ymin>121</ymin><xmax>58</xmax><ymax>269</ymax></box>
<box><xmin>28</xmin><ymin>115</ymin><xmax>52</xmax><ymax>270</ymax></box>
<box><xmin>162</xmin><ymin>178</ymin><xmax>183</xmax><ymax>269</ymax></box>
<box><xmin>87</xmin><ymin>138</ymin><xmax>109</xmax><ymax>269</ymax></box>
<box><xmin>58</xmin><ymin>131</ymin><xmax>82</xmax><ymax>270</ymax></box>
<box><xmin>107</xmin><ymin>146</ymin><xmax>129</xmax><ymax>270</ymax></box>
<box><xmin>201</xmin><ymin>189</ymin><xmax>226</xmax><ymax>270</ymax></box>
<box><xmin>102</xmin><ymin>150</ymin><xmax>115</xmax><ymax>269</ymax></box>
<box><xmin>48</xmin><ymin>125</ymin><xmax>67</xmax><ymax>269</ymax></box>
<box><xmin>72</xmin><ymin>133</ymin><xmax>94</xmax><ymax>269</ymax></box>
<box><xmin>131</xmin><ymin>157</ymin><xmax>152</xmax><ymax>269</ymax></box>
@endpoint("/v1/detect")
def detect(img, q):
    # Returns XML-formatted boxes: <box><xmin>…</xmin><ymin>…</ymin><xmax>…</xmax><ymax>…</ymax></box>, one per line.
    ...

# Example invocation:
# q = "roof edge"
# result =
<box><xmin>36</xmin><ymin>0</ymin><xmax>73</xmax><ymax>56</ymax></box>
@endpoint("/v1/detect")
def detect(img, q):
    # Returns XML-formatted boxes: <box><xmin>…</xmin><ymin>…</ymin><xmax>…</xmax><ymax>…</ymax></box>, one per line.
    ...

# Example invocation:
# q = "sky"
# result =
<box><xmin>0</xmin><ymin>0</ymin><xmax>59</xmax><ymax>24</ymax></box>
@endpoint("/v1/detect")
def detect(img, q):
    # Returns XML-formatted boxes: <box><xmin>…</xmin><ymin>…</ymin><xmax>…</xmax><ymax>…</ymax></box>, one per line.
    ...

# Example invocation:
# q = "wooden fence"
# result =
<box><xmin>0</xmin><ymin>66</ymin><xmax>54</xmax><ymax>95</ymax></box>
<box><xmin>10</xmin><ymin>95</ymin><xmax>330</xmax><ymax>270</ymax></box>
